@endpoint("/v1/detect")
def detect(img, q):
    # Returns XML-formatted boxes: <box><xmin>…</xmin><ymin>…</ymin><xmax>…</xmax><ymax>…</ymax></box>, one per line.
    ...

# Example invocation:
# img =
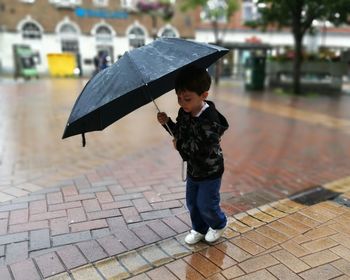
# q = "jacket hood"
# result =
<box><xmin>202</xmin><ymin>100</ymin><xmax>229</xmax><ymax>136</ymax></box>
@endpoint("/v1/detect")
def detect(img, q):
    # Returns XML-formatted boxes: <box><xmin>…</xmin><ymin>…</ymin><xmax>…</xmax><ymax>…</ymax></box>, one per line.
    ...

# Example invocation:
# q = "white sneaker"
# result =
<box><xmin>184</xmin><ymin>230</ymin><xmax>204</xmax><ymax>245</ymax></box>
<box><xmin>205</xmin><ymin>226</ymin><xmax>227</xmax><ymax>243</ymax></box>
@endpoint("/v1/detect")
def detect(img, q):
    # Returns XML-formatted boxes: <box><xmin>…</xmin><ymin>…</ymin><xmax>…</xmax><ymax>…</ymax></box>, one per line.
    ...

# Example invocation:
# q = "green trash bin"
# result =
<box><xmin>244</xmin><ymin>56</ymin><xmax>266</xmax><ymax>91</ymax></box>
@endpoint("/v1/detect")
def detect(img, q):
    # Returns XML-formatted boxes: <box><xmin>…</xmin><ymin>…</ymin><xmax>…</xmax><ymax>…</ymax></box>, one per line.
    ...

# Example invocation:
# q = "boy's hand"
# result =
<box><xmin>172</xmin><ymin>138</ymin><xmax>177</xmax><ymax>149</ymax></box>
<box><xmin>157</xmin><ymin>112</ymin><xmax>169</xmax><ymax>125</ymax></box>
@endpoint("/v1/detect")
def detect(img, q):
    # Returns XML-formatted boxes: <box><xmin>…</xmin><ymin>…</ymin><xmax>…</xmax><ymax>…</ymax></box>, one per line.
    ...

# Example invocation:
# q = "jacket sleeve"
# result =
<box><xmin>162</xmin><ymin>118</ymin><xmax>176</xmax><ymax>136</ymax></box>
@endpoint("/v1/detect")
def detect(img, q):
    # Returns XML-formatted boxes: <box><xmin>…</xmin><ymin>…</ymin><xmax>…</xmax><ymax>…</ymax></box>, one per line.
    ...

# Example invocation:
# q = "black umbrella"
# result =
<box><xmin>62</xmin><ymin>37</ymin><xmax>228</xmax><ymax>144</ymax></box>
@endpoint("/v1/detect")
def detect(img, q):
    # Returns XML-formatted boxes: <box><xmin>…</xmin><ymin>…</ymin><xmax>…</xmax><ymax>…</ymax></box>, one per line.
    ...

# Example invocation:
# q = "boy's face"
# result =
<box><xmin>176</xmin><ymin>89</ymin><xmax>208</xmax><ymax>116</ymax></box>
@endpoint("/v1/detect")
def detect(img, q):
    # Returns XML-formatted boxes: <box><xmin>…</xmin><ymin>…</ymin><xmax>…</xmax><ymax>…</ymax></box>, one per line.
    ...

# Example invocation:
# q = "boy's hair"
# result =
<box><xmin>175</xmin><ymin>65</ymin><xmax>211</xmax><ymax>96</ymax></box>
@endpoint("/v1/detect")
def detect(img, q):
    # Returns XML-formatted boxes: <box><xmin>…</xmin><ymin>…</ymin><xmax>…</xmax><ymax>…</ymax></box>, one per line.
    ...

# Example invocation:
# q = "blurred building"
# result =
<box><xmin>195</xmin><ymin>0</ymin><xmax>350</xmax><ymax>77</ymax></box>
<box><xmin>0</xmin><ymin>0</ymin><xmax>195</xmax><ymax>76</ymax></box>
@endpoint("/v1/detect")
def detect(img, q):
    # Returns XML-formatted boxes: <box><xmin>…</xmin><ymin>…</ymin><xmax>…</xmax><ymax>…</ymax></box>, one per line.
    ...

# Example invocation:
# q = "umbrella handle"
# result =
<box><xmin>152</xmin><ymin>99</ymin><xmax>174</xmax><ymax>138</ymax></box>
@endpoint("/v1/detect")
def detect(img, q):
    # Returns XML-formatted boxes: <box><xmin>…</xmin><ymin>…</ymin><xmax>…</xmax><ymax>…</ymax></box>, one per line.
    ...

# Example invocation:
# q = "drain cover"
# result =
<box><xmin>289</xmin><ymin>186</ymin><xmax>340</xmax><ymax>206</ymax></box>
<box><xmin>333</xmin><ymin>196</ymin><xmax>350</xmax><ymax>207</ymax></box>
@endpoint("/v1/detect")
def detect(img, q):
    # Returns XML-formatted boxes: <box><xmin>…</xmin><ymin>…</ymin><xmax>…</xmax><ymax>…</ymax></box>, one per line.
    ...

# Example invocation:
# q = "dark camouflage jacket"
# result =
<box><xmin>164</xmin><ymin>101</ymin><xmax>229</xmax><ymax>181</ymax></box>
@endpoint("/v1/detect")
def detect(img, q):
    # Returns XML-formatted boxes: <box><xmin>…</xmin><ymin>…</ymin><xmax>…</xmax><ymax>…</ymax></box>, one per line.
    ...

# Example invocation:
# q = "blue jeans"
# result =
<box><xmin>186</xmin><ymin>176</ymin><xmax>227</xmax><ymax>234</ymax></box>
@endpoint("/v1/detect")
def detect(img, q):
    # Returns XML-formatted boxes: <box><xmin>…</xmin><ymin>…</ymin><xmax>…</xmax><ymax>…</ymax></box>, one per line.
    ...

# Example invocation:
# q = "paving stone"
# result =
<box><xmin>0</xmin><ymin>219</ymin><xmax>8</xmax><ymax>235</ymax></box>
<box><xmin>49</xmin><ymin>201</ymin><xmax>82</xmax><ymax>211</ymax></box>
<box><xmin>50</xmin><ymin>217</ymin><xmax>69</xmax><ymax>236</ymax></box>
<box><xmin>70</xmin><ymin>219</ymin><xmax>107</xmax><ymax>233</ymax></box>
<box><xmin>0</xmin><ymin>231</ymin><xmax>28</xmax><ymax>245</ymax></box>
<box><xmin>47</xmin><ymin>192</ymin><xmax>63</xmax><ymax>205</ymax></box>
<box><xmin>9</xmin><ymin>208</ymin><xmax>28</xmax><ymax>225</ymax></box>
<box><xmin>268</xmin><ymin>221</ymin><xmax>299</xmax><ymax>237</ymax></box>
<box><xmin>30</xmin><ymin>228</ymin><xmax>50</xmax><ymax>251</ymax></box>
<box><xmin>268</xmin><ymin>264</ymin><xmax>302</xmax><ymax>280</ymax></box>
<box><xmin>278</xmin><ymin>216</ymin><xmax>311</xmax><ymax>234</ymax></box>
<box><xmin>96</xmin><ymin>191</ymin><xmax>114</xmax><ymax>204</ymax></box>
<box><xmin>29</xmin><ymin>200</ymin><xmax>47</xmax><ymax>214</ymax></box>
<box><xmin>166</xmin><ymin>259</ymin><xmax>204</xmax><ymax>279</ymax></box>
<box><xmin>331</xmin><ymin>245</ymin><xmax>350</xmax><ymax>262</ymax></box>
<box><xmin>146</xmin><ymin>220</ymin><xmax>177</xmax><ymax>239</ymax></box>
<box><xmin>299</xmin><ymin>264</ymin><xmax>343</xmax><ymax>280</ymax></box>
<box><xmin>114</xmin><ymin>193</ymin><xmax>144</xmax><ymax>201</ymax></box>
<box><xmin>234</xmin><ymin>212</ymin><xmax>265</xmax><ymax>228</ymax></box>
<box><xmin>216</xmin><ymin>241</ymin><xmax>252</xmax><ymax>262</ymax></box>
<box><xmin>91</xmin><ymin>228</ymin><xmax>111</xmax><ymax>239</ymax></box>
<box><xmin>256</xmin><ymin>225</ymin><xmax>289</xmax><ymax>244</ymax></box>
<box><xmin>158</xmin><ymin>238</ymin><xmax>191</xmax><ymax>259</ymax></box>
<box><xmin>95</xmin><ymin>257</ymin><xmax>130</xmax><ymax>279</ymax></box>
<box><xmin>80</xmin><ymin>186</ymin><xmax>108</xmax><ymax>194</ymax></box>
<box><xmin>77</xmin><ymin>240</ymin><xmax>108</xmax><ymax>262</ymax></box>
<box><xmin>301</xmin><ymin>249</ymin><xmax>340</xmax><ymax>267</ymax></box>
<box><xmin>162</xmin><ymin>216</ymin><xmax>190</xmax><ymax>234</ymax></box>
<box><xmin>10</xmin><ymin>259</ymin><xmax>41</xmax><ymax>280</ymax></box>
<box><xmin>56</xmin><ymin>245</ymin><xmax>87</xmax><ymax>270</ymax></box>
<box><xmin>6</xmin><ymin>241</ymin><xmax>28</xmax><ymax>264</ymax></box>
<box><xmin>271</xmin><ymin>249</ymin><xmax>310</xmax><ymax>273</ymax></box>
<box><xmin>184</xmin><ymin>253</ymin><xmax>221</xmax><ymax>278</ymax></box>
<box><xmin>146</xmin><ymin>266</ymin><xmax>178</xmax><ymax>280</ymax></box>
<box><xmin>280</xmin><ymin>240</ymin><xmax>311</xmax><ymax>257</ymax></box>
<box><xmin>71</xmin><ymin>264</ymin><xmax>103</xmax><ymax>280</ymax></box>
<box><xmin>82</xmin><ymin>199</ymin><xmax>101</xmax><ymax>212</ymax></box>
<box><xmin>121</xmin><ymin>207</ymin><xmax>142</xmax><ymax>223</ymax></box>
<box><xmin>138</xmin><ymin>244</ymin><xmax>173</xmax><ymax>267</ymax></box>
<box><xmin>331</xmin><ymin>259</ymin><xmax>350</xmax><ymax>276</ymax></box>
<box><xmin>35</xmin><ymin>252</ymin><xmax>65</xmax><ymax>278</ymax></box>
<box><xmin>133</xmin><ymin>198</ymin><xmax>153</xmax><ymax>212</ymax></box>
<box><xmin>101</xmin><ymin>200</ymin><xmax>132</xmax><ymax>210</ymax></box>
<box><xmin>238</xmin><ymin>253</ymin><xmax>280</xmax><ymax>273</ymax></box>
<box><xmin>140</xmin><ymin>209</ymin><xmax>172</xmax><ymax>221</ymax></box>
<box><xmin>289</xmin><ymin>212</ymin><xmax>321</xmax><ymax>228</ymax></box>
<box><xmin>62</xmin><ymin>185</ymin><xmax>78</xmax><ymax>197</ymax></box>
<box><xmin>86</xmin><ymin>209</ymin><xmax>120</xmax><ymax>220</ymax></box>
<box><xmin>64</xmin><ymin>193</ymin><xmax>95</xmax><ymax>202</ymax></box>
<box><xmin>233</xmin><ymin>269</ymin><xmax>277</xmax><ymax>280</ymax></box>
<box><xmin>231</xmin><ymin>237</ymin><xmax>265</xmax><ymax>255</ymax></box>
<box><xmin>52</xmin><ymin>231</ymin><xmax>91</xmax><ymax>246</ymax></box>
<box><xmin>221</xmin><ymin>265</ymin><xmax>245</xmax><ymax>279</ymax></box>
<box><xmin>97</xmin><ymin>235</ymin><xmax>127</xmax><ymax>256</ymax></box>
<box><xmin>0</xmin><ymin>264</ymin><xmax>12</xmax><ymax>280</ymax></box>
<box><xmin>9</xmin><ymin>220</ymin><xmax>48</xmax><ymax>234</ymax></box>
<box><xmin>331</xmin><ymin>233</ymin><xmax>350</xmax><ymax>250</ymax></box>
<box><xmin>0</xmin><ymin>203</ymin><xmax>28</xmax><ymax>212</ymax></box>
<box><xmin>118</xmin><ymin>251</ymin><xmax>152</xmax><ymax>275</ymax></box>
<box><xmin>132</xmin><ymin>224</ymin><xmax>161</xmax><ymax>244</ymax></box>
<box><xmin>30</xmin><ymin>210</ymin><xmax>67</xmax><ymax>222</ymax></box>
<box><xmin>302</xmin><ymin>237</ymin><xmax>339</xmax><ymax>253</ymax></box>
<box><xmin>113</xmin><ymin>228</ymin><xmax>144</xmax><ymax>250</ymax></box>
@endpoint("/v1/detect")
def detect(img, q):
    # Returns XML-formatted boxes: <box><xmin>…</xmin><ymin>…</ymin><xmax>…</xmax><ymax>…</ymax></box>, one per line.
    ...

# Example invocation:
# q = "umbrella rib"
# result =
<box><xmin>125</xmin><ymin>51</ymin><xmax>174</xmax><ymax>138</ymax></box>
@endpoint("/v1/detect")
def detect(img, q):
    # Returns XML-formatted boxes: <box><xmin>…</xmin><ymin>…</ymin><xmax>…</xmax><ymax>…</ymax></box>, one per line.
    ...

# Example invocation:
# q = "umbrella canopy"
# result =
<box><xmin>62</xmin><ymin>37</ymin><xmax>228</xmax><ymax>140</ymax></box>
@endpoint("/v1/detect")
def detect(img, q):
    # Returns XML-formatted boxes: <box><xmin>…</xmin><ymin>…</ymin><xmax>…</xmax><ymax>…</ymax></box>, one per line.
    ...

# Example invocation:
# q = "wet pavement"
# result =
<box><xmin>0</xmin><ymin>78</ymin><xmax>350</xmax><ymax>279</ymax></box>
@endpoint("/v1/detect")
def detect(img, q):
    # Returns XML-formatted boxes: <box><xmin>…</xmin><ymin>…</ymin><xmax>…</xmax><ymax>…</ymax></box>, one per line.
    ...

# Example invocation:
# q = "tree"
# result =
<box><xmin>182</xmin><ymin>0</ymin><xmax>239</xmax><ymax>84</ymax></box>
<box><xmin>246</xmin><ymin>0</ymin><xmax>350</xmax><ymax>94</ymax></box>
<box><xmin>135</xmin><ymin>0</ymin><xmax>175</xmax><ymax>39</ymax></box>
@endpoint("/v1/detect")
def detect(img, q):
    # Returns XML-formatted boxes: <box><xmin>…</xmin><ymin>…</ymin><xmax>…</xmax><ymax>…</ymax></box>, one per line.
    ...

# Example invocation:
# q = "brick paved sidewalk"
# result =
<box><xmin>2</xmin><ymin>178</ymin><xmax>348</xmax><ymax>280</ymax></box>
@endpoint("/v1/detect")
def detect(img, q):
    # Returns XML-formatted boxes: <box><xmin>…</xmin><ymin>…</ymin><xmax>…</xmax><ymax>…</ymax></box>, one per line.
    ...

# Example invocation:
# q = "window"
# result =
<box><xmin>19</xmin><ymin>0</ymin><xmax>36</xmax><ymax>3</ymax></box>
<box><xmin>93</xmin><ymin>0</ymin><xmax>108</xmax><ymax>7</ymax></box>
<box><xmin>120</xmin><ymin>0</ymin><xmax>137</xmax><ymax>11</ymax></box>
<box><xmin>61</xmin><ymin>40</ymin><xmax>79</xmax><ymax>53</ymax></box>
<box><xmin>96</xmin><ymin>25</ymin><xmax>113</xmax><ymax>43</ymax></box>
<box><xmin>200</xmin><ymin>0</ymin><xmax>228</xmax><ymax>23</ymax></box>
<box><xmin>49</xmin><ymin>0</ymin><xmax>82</xmax><ymax>8</ymax></box>
<box><xmin>128</xmin><ymin>26</ymin><xmax>145</xmax><ymax>48</ymax></box>
<box><xmin>159</xmin><ymin>25</ymin><xmax>178</xmax><ymax>38</ymax></box>
<box><xmin>59</xmin><ymin>23</ymin><xmax>78</xmax><ymax>34</ymax></box>
<box><xmin>22</xmin><ymin>22</ymin><xmax>41</xmax><ymax>39</ymax></box>
<box><xmin>242</xmin><ymin>0</ymin><xmax>260</xmax><ymax>22</ymax></box>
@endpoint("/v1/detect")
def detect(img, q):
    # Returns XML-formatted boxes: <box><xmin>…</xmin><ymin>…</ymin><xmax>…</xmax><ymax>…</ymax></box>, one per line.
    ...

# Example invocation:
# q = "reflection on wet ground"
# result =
<box><xmin>0</xmin><ymin>78</ymin><xmax>350</xmax><ymax>204</ymax></box>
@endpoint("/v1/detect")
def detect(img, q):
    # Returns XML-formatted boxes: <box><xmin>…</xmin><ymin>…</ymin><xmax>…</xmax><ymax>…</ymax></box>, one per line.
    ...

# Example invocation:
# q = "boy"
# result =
<box><xmin>157</xmin><ymin>65</ymin><xmax>229</xmax><ymax>244</ymax></box>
